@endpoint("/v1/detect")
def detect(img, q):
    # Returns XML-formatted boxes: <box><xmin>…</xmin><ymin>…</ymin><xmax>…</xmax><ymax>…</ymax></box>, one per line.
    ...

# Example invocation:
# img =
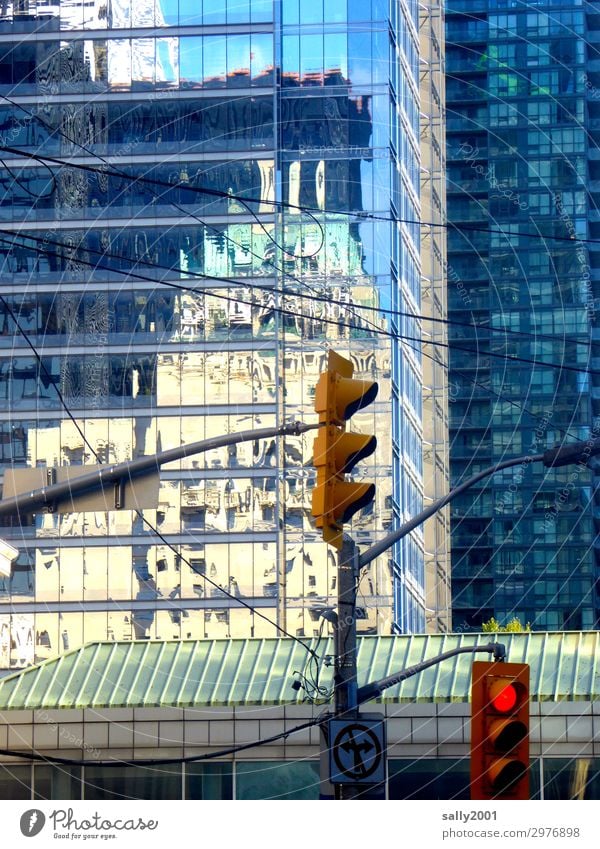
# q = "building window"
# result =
<box><xmin>388</xmin><ymin>758</ymin><xmax>540</xmax><ymax>800</ymax></box>
<box><xmin>0</xmin><ymin>764</ymin><xmax>31</xmax><ymax>800</ymax></box>
<box><xmin>83</xmin><ymin>765</ymin><xmax>181</xmax><ymax>800</ymax></box>
<box><xmin>543</xmin><ymin>758</ymin><xmax>600</xmax><ymax>800</ymax></box>
<box><xmin>34</xmin><ymin>765</ymin><xmax>82</xmax><ymax>800</ymax></box>
<box><xmin>235</xmin><ymin>761</ymin><xmax>319</xmax><ymax>800</ymax></box>
<box><xmin>186</xmin><ymin>763</ymin><xmax>233</xmax><ymax>800</ymax></box>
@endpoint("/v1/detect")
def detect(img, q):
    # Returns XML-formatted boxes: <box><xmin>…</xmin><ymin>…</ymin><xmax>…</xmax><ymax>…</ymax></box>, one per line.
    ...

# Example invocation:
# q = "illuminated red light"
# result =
<box><xmin>491</xmin><ymin>683</ymin><xmax>517</xmax><ymax>713</ymax></box>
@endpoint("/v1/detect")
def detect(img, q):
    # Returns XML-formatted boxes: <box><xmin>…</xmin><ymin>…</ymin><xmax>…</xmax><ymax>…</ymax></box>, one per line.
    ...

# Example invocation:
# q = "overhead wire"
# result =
<box><xmin>1</xmin><ymin>224</ymin><xmax>592</xmax><ymax>628</ymax></box>
<box><xmin>0</xmin><ymin>228</ymin><xmax>594</xmax><ymax>380</ymax></box>
<box><xmin>0</xmin><ymin>215</ymin><xmax>591</xmax><ymax>353</ymax></box>
<box><xmin>0</xmin><ymin>22</ymin><xmax>593</xmax><ymax>783</ymax></box>
<box><xmin>0</xmin><ymin>78</ymin><xmax>595</xmax><ymax>390</ymax></box>
<box><xmin>0</xmin><ymin>154</ymin><xmax>57</xmax><ymax>199</ymax></box>
<box><xmin>0</xmin><ymin>181</ymin><xmax>587</xmax><ymax>576</ymax></box>
<box><xmin>0</xmin><ymin>90</ymin><xmax>594</xmax><ymax>598</ymax></box>
<box><xmin>0</xmin><ymin>95</ymin><xmax>396</xmax><ymax>368</ymax></box>
<box><xmin>0</xmin><ymin>110</ymin><xmax>594</xmax><ymax>383</ymax></box>
<box><xmin>1</xmin><ymin>135</ymin><xmax>599</xmax><ymax>245</ymax></box>
<box><xmin>0</xmin><ymin>92</ymin><xmax>595</xmax><ymax>366</ymax></box>
<box><xmin>295</xmin><ymin>617</ymin><xmax>331</xmax><ymax>703</ymax></box>
<box><xmin>0</xmin><ymin>286</ymin><xmax>321</xmax><ymax>667</ymax></box>
<box><xmin>0</xmin><ymin>139</ymin><xmax>326</xmax><ymax>258</ymax></box>
<box><xmin>0</xmin><ymin>226</ymin><xmax>588</xmax><ymax>444</ymax></box>
<box><xmin>0</xmin><ymin>97</ymin><xmax>594</xmax><ymax>359</ymax></box>
<box><xmin>0</xmin><ymin>716</ymin><xmax>323</xmax><ymax>766</ymax></box>
<box><xmin>0</xmin><ymin>225</ymin><xmax>588</xmax><ymax>656</ymax></box>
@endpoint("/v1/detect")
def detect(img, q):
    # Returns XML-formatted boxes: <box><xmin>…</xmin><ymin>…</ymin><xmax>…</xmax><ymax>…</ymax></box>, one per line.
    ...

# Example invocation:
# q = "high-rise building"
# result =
<box><xmin>446</xmin><ymin>0</ymin><xmax>599</xmax><ymax>630</ymax></box>
<box><xmin>0</xmin><ymin>0</ymin><xmax>447</xmax><ymax>669</ymax></box>
<box><xmin>419</xmin><ymin>0</ymin><xmax>451</xmax><ymax>634</ymax></box>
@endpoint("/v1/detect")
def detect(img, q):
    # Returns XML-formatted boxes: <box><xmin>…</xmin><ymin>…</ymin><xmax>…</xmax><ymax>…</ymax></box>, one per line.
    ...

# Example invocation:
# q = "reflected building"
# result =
<box><xmin>0</xmin><ymin>0</ymin><xmax>446</xmax><ymax>667</ymax></box>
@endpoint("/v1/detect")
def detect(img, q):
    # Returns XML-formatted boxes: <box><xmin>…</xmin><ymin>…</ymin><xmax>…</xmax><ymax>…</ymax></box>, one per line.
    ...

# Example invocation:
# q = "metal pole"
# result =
<box><xmin>0</xmin><ymin>421</ymin><xmax>320</xmax><ymax>519</ymax></box>
<box><xmin>334</xmin><ymin>534</ymin><xmax>359</xmax><ymax>801</ymax></box>
<box><xmin>357</xmin><ymin>642</ymin><xmax>506</xmax><ymax>704</ymax></box>
<box><xmin>357</xmin><ymin>435</ymin><xmax>600</xmax><ymax>570</ymax></box>
<box><xmin>358</xmin><ymin>453</ymin><xmax>544</xmax><ymax>569</ymax></box>
<box><xmin>334</xmin><ymin>534</ymin><xmax>359</xmax><ymax>717</ymax></box>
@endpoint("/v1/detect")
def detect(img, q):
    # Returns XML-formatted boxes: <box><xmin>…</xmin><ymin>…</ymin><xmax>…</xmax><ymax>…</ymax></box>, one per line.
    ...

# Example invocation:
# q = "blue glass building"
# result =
<box><xmin>0</xmin><ymin>0</ymin><xmax>432</xmax><ymax>667</ymax></box>
<box><xmin>446</xmin><ymin>0</ymin><xmax>599</xmax><ymax>630</ymax></box>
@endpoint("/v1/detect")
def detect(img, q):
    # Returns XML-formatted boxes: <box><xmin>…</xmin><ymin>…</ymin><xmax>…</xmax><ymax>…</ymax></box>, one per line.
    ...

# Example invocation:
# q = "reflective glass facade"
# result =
<box><xmin>446</xmin><ymin>1</ymin><xmax>599</xmax><ymax>630</ymax></box>
<box><xmin>0</xmin><ymin>0</ymin><xmax>430</xmax><ymax>666</ymax></box>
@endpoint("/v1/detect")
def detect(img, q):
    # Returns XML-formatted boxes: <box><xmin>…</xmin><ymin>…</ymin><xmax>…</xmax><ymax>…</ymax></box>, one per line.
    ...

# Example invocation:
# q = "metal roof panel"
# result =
<box><xmin>0</xmin><ymin>632</ymin><xmax>598</xmax><ymax>710</ymax></box>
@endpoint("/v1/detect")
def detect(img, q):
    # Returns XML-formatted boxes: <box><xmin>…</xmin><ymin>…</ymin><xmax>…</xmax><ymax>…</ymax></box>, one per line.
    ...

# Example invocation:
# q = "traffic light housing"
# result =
<box><xmin>470</xmin><ymin>661</ymin><xmax>530</xmax><ymax>800</ymax></box>
<box><xmin>311</xmin><ymin>351</ymin><xmax>378</xmax><ymax>549</ymax></box>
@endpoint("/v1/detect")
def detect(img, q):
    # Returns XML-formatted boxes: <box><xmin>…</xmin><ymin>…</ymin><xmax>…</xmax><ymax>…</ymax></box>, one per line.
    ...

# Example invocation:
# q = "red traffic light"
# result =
<box><xmin>471</xmin><ymin>661</ymin><xmax>530</xmax><ymax>800</ymax></box>
<box><xmin>490</xmin><ymin>681</ymin><xmax>518</xmax><ymax>713</ymax></box>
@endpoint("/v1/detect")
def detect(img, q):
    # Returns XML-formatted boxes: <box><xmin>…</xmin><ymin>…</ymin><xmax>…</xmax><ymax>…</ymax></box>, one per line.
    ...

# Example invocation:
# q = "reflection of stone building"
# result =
<box><xmin>0</xmin><ymin>2</ymin><xmax>442</xmax><ymax>667</ymax></box>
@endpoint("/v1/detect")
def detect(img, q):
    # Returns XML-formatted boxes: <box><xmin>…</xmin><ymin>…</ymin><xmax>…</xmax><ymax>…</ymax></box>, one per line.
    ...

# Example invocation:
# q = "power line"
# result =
<box><xmin>0</xmin><ymin>227</ymin><xmax>590</xmax><ymax>458</ymax></box>
<box><xmin>0</xmin><ymin>228</ymin><xmax>594</xmax><ymax>379</ymax></box>
<box><xmin>0</xmin><ymin>269</ymin><xmax>321</xmax><ymax>666</ymax></box>
<box><xmin>0</xmin><ymin>212</ymin><xmax>591</xmax><ymax>353</ymax></box>
<box><xmin>0</xmin><ymin>213</ymin><xmax>589</xmax><ymax>657</ymax></box>
<box><xmin>0</xmin><ymin>136</ymin><xmax>598</xmax><ymax>247</ymax></box>
<box><xmin>0</xmin><ymin>117</ymin><xmax>594</xmax><ymax>378</ymax></box>
<box><xmin>0</xmin><ymin>227</ymin><xmax>587</xmax><ymax>443</ymax></box>
<box><xmin>0</xmin><ymin>96</ymin><xmax>594</xmax><ymax>366</ymax></box>
<box><xmin>0</xmin><ymin>241</ymin><xmax>586</xmax><ymax>625</ymax></box>
<box><xmin>0</xmin><ymin>97</ymin><xmax>591</xmax><ymax>439</ymax></box>
<box><xmin>0</xmin><ymin>68</ymin><xmax>595</xmax><ymax>447</ymax></box>
<box><xmin>0</xmin><ymin>716</ymin><xmax>322</xmax><ymax>766</ymax></box>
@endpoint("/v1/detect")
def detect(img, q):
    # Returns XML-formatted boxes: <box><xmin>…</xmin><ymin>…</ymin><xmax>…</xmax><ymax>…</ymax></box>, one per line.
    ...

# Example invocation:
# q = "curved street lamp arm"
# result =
<box><xmin>0</xmin><ymin>421</ymin><xmax>321</xmax><ymax>518</ymax></box>
<box><xmin>356</xmin><ymin>642</ymin><xmax>506</xmax><ymax>705</ymax></box>
<box><xmin>358</xmin><ymin>453</ymin><xmax>544</xmax><ymax>568</ymax></box>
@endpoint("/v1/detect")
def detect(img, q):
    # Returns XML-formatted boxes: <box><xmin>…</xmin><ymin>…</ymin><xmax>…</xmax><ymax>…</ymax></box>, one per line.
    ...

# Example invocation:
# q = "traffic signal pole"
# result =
<box><xmin>308</xmin><ymin>351</ymin><xmax>600</xmax><ymax>798</ymax></box>
<box><xmin>0</xmin><ymin>421</ymin><xmax>320</xmax><ymax>519</ymax></box>
<box><xmin>357</xmin><ymin>436</ymin><xmax>600</xmax><ymax>570</ymax></box>
<box><xmin>332</xmin><ymin>535</ymin><xmax>360</xmax><ymax>800</ymax></box>
<box><xmin>335</xmin><ymin>535</ymin><xmax>360</xmax><ymax>716</ymax></box>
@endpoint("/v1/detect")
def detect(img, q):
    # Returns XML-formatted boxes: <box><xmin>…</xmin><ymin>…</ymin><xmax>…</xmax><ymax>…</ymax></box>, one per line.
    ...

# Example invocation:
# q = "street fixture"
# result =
<box><xmin>470</xmin><ymin>661</ymin><xmax>530</xmax><ymax>800</ymax></box>
<box><xmin>0</xmin><ymin>421</ymin><xmax>320</xmax><ymax>520</ymax></box>
<box><xmin>311</xmin><ymin>350</ymin><xmax>378</xmax><ymax>550</ymax></box>
<box><xmin>305</xmin><ymin>353</ymin><xmax>600</xmax><ymax>799</ymax></box>
<box><xmin>1</xmin><ymin>365</ymin><xmax>599</xmax><ymax>798</ymax></box>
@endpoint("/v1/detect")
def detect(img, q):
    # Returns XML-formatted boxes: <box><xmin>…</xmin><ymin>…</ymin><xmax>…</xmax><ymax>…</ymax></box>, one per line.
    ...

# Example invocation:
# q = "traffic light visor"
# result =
<box><xmin>489</xmin><ymin>717</ymin><xmax>528</xmax><ymax>751</ymax></box>
<box><xmin>488</xmin><ymin>758</ymin><xmax>527</xmax><ymax>794</ymax></box>
<box><xmin>313</xmin><ymin>429</ymin><xmax>377</xmax><ymax>476</ymax></box>
<box><xmin>314</xmin><ymin>375</ymin><xmax>378</xmax><ymax>425</ymax></box>
<box><xmin>336</xmin><ymin>377</ymin><xmax>379</xmax><ymax>421</ymax></box>
<box><xmin>333</xmin><ymin>481</ymin><xmax>376</xmax><ymax>524</ymax></box>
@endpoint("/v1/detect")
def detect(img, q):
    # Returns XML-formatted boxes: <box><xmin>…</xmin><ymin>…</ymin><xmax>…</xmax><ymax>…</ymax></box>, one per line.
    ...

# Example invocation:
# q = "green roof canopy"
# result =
<box><xmin>0</xmin><ymin>632</ymin><xmax>598</xmax><ymax>710</ymax></box>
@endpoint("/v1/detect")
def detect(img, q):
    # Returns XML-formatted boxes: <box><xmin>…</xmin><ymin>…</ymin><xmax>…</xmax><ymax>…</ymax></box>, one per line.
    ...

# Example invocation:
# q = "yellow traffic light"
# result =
<box><xmin>470</xmin><ymin>661</ymin><xmax>530</xmax><ymax>800</ymax></box>
<box><xmin>311</xmin><ymin>351</ymin><xmax>378</xmax><ymax>549</ymax></box>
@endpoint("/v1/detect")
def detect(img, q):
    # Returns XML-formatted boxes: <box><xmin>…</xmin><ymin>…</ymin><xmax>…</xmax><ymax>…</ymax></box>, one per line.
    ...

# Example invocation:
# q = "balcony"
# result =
<box><xmin>446</xmin><ymin>80</ymin><xmax>489</xmax><ymax>103</ymax></box>
<box><xmin>446</xmin><ymin>24</ymin><xmax>489</xmax><ymax>45</ymax></box>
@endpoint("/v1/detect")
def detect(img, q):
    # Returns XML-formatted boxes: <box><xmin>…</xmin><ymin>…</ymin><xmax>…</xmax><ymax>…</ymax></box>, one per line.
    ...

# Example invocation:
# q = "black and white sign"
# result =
<box><xmin>328</xmin><ymin>716</ymin><xmax>386</xmax><ymax>785</ymax></box>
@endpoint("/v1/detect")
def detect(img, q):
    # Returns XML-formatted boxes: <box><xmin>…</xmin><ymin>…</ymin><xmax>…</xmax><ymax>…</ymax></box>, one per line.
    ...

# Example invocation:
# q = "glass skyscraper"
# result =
<box><xmin>446</xmin><ymin>0</ymin><xmax>599</xmax><ymax>630</ymax></box>
<box><xmin>0</xmin><ymin>0</ymin><xmax>445</xmax><ymax>668</ymax></box>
